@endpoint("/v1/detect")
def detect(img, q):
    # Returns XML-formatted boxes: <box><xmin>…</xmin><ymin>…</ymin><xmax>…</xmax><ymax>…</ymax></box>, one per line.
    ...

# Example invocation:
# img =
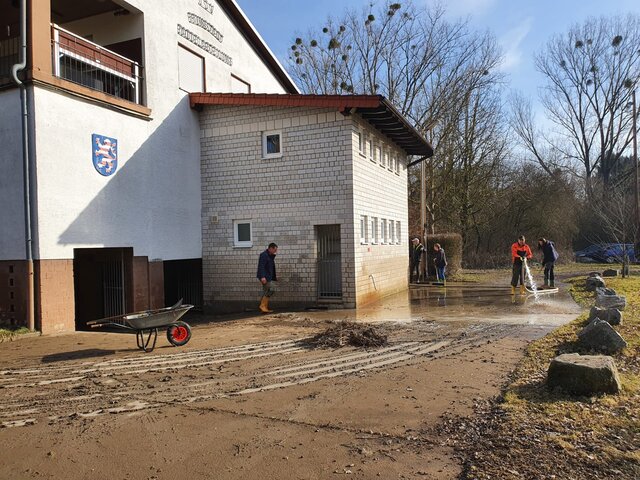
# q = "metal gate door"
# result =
<box><xmin>102</xmin><ymin>255</ymin><xmax>125</xmax><ymax>317</ymax></box>
<box><xmin>317</xmin><ymin>224</ymin><xmax>342</xmax><ymax>298</ymax></box>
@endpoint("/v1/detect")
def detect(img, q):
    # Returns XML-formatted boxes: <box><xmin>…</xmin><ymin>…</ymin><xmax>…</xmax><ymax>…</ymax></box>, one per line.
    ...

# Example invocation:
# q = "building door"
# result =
<box><xmin>73</xmin><ymin>248</ymin><xmax>133</xmax><ymax>330</ymax></box>
<box><xmin>316</xmin><ymin>225</ymin><xmax>342</xmax><ymax>299</ymax></box>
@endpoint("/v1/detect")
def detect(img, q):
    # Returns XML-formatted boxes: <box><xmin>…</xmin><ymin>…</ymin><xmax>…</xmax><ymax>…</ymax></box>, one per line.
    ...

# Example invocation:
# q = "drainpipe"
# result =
<box><xmin>11</xmin><ymin>0</ymin><xmax>35</xmax><ymax>332</ymax></box>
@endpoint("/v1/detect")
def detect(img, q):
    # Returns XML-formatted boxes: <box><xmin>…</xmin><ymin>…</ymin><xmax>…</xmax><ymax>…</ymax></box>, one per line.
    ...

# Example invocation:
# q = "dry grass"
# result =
<box><xmin>446</xmin><ymin>270</ymin><xmax>640</xmax><ymax>479</ymax></box>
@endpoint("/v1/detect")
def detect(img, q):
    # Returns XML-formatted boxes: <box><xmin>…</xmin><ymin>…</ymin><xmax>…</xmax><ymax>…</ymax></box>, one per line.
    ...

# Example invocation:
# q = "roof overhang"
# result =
<box><xmin>218</xmin><ymin>0</ymin><xmax>299</xmax><ymax>94</ymax></box>
<box><xmin>189</xmin><ymin>93</ymin><xmax>434</xmax><ymax>157</ymax></box>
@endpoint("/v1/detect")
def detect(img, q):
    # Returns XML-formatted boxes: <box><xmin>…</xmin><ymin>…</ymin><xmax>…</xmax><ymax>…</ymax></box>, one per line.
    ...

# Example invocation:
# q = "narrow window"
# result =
<box><xmin>381</xmin><ymin>219</ymin><xmax>387</xmax><ymax>243</ymax></box>
<box><xmin>396</xmin><ymin>221</ymin><xmax>401</xmax><ymax>243</ymax></box>
<box><xmin>395</xmin><ymin>154</ymin><xmax>400</xmax><ymax>174</ymax></box>
<box><xmin>368</xmin><ymin>139</ymin><xmax>375</xmax><ymax>163</ymax></box>
<box><xmin>376</xmin><ymin>146</ymin><xmax>382</xmax><ymax>166</ymax></box>
<box><xmin>360</xmin><ymin>215</ymin><xmax>368</xmax><ymax>244</ymax></box>
<box><xmin>389</xmin><ymin>220</ymin><xmax>395</xmax><ymax>244</ymax></box>
<box><xmin>371</xmin><ymin>217</ymin><xmax>378</xmax><ymax>244</ymax></box>
<box><xmin>262</xmin><ymin>130</ymin><xmax>283</xmax><ymax>159</ymax></box>
<box><xmin>233</xmin><ymin>220</ymin><xmax>253</xmax><ymax>247</ymax></box>
<box><xmin>356</xmin><ymin>132</ymin><xmax>363</xmax><ymax>155</ymax></box>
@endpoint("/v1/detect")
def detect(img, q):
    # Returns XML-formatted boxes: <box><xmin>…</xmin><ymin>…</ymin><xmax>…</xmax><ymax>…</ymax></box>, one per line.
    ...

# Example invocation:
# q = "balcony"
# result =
<box><xmin>51</xmin><ymin>24</ymin><xmax>143</xmax><ymax>105</ymax></box>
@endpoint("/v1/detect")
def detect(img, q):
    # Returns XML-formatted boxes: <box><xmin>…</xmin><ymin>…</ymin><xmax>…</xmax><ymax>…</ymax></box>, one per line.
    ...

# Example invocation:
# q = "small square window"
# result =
<box><xmin>262</xmin><ymin>130</ymin><xmax>282</xmax><ymax>159</ymax></box>
<box><xmin>234</xmin><ymin>220</ymin><xmax>253</xmax><ymax>247</ymax></box>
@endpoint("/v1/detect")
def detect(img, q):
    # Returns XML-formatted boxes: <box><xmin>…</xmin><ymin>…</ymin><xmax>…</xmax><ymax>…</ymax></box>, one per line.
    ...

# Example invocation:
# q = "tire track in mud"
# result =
<box><xmin>0</xmin><ymin>323</ymin><xmax>513</xmax><ymax>428</ymax></box>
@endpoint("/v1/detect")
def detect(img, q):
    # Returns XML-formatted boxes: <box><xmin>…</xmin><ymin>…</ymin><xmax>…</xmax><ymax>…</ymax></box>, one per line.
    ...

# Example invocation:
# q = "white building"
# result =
<box><xmin>0</xmin><ymin>0</ymin><xmax>432</xmax><ymax>334</ymax></box>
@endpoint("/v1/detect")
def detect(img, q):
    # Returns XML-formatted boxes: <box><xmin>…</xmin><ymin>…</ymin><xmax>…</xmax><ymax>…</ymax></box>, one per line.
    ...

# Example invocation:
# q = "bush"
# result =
<box><xmin>426</xmin><ymin>233</ymin><xmax>462</xmax><ymax>277</ymax></box>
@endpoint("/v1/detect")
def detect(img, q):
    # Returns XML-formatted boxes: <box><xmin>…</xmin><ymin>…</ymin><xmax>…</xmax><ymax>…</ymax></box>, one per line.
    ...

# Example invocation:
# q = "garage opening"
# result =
<box><xmin>73</xmin><ymin>247</ymin><xmax>133</xmax><ymax>330</ymax></box>
<box><xmin>163</xmin><ymin>259</ymin><xmax>203</xmax><ymax>310</ymax></box>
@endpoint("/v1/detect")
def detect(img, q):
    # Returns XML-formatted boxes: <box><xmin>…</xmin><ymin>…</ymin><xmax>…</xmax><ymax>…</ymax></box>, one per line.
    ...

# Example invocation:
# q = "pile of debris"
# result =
<box><xmin>307</xmin><ymin>321</ymin><xmax>388</xmax><ymax>348</ymax></box>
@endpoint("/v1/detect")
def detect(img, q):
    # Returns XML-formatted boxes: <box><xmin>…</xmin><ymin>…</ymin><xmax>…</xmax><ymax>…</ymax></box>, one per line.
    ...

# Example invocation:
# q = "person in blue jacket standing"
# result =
<box><xmin>538</xmin><ymin>238</ymin><xmax>559</xmax><ymax>288</ymax></box>
<box><xmin>257</xmin><ymin>243</ymin><xmax>278</xmax><ymax>313</ymax></box>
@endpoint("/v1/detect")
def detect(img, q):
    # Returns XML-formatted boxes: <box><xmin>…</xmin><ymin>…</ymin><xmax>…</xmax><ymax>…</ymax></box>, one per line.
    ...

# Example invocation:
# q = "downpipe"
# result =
<box><xmin>11</xmin><ymin>0</ymin><xmax>35</xmax><ymax>332</ymax></box>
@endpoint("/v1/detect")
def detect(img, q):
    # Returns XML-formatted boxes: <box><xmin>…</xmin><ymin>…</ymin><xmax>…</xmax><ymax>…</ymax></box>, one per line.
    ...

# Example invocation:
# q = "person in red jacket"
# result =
<box><xmin>510</xmin><ymin>235</ymin><xmax>533</xmax><ymax>295</ymax></box>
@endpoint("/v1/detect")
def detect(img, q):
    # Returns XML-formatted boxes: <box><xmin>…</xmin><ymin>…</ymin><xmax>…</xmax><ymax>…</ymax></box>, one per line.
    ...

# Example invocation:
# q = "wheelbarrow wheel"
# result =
<box><xmin>167</xmin><ymin>321</ymin><xmax>191</xmax><ymax>347</ymax></box>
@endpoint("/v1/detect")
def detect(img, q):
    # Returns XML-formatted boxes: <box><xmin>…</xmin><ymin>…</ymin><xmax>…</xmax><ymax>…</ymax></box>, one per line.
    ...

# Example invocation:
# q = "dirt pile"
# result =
<box><xmin>307</xmin><ymin>321</ymin><xmax>388</xmax><ymax>348</ymax></box>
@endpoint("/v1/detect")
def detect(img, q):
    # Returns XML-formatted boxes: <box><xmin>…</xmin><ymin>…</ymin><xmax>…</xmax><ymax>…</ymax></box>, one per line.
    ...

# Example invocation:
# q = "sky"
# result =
<box><xmin>236</xmin><ymin>0</ymin><xmax>640</xmax><ymax>108</ymax></box>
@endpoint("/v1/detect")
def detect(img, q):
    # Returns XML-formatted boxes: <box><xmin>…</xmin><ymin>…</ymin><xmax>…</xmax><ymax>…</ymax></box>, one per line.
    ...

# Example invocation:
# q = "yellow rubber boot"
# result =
<box><xmin>511</xmin><ymin>286</ymin><xmax>515</xmax><ymax>295</ymax></box>
<box><xmin>520</xmin><ymin>285</ymin><xmax>526</xmax><ymax>295</ymax></box>
<box><xmin>259</xmin><ymin>296</ymin><xmax>271</xmax><ymax>313</ymax></box>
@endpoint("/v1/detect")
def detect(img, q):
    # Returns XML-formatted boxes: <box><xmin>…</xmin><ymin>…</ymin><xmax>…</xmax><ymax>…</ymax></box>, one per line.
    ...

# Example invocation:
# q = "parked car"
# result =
<box><xmin>574</xmin><ymin>245</ymin><xmax>604</xmax><ymax>263</ymax></box>
<box><xmin>574</xmin><ymin>243</ymin><xmax>636</xmax><ymax>263</ymax></box>
<box><xmin>593</xmin><ymin>243</ymin><xmax>637</xmax><ymax>263</ymax></box>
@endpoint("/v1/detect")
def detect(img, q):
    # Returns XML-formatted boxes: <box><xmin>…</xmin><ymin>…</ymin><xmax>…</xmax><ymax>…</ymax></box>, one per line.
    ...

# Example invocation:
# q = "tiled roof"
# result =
<box><xmin>189</xmin><ymin>93</ymin><xmax>433</xmax><ymax>157</ymax></box>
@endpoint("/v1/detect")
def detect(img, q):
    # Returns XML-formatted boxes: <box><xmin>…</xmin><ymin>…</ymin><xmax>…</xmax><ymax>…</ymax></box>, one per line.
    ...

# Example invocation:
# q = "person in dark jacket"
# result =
<box><xmin>433</xmin><ymin>243</ymin><xmax>447</xmax><ymax>284</ymax></box>
<box><xmin>410</xmin><ymin>237</ymin><xmax>424</xmax><ymax>283</ymax></box>
<box><xmin>538</xmin><ymin>238</ymin><xmax>559</xmax><ymax>288</ymax></box>
<box><xmin>257</xmin><ymin>243</ymin><xmax>278</xmax><ymax>313</ymax></box>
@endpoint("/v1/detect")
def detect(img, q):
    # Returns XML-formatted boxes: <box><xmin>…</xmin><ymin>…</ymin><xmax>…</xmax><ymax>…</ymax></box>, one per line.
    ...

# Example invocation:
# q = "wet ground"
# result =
<box><xmin>0</xmin><ymin>280</ymin><xmax>583</xmax><ymax>480</ymax></box>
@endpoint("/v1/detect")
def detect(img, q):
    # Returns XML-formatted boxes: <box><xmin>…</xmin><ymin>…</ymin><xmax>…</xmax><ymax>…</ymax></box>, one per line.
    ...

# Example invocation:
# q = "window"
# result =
<box><xmin>383</xmin><ymin>150</ymin><xmax>390</xmax><ymax>170</ymax></box>
<box><xmin>395</xmin><ymin>221</ymin><xmax>401</xmax><ymax>243</ymax></box>
<box><xmin>371</xmin><ymin>217</ymin><xmax>378</xmax><ymax>244</ymax></box>
<box><xmin>356</xmin><ymin>132</ymin><xmax>364</xmax><ymax>155</ymax></box>
<box><xmin>376</xmin><ymin>146</ymin><xmax>382</xmax><ymax>166</ymax></box>
<box><xmin>178</xmin><ymin>44</ymin><xmax>204</xmax><ymax>93</ymax></box>
<box><xmin>389</xmin><ymin>220</ymin><xmax>395</xmax><ymax>245</ymax></box>
<box><xmin>360</xmin><ymin>215</ymin><xmax>368</xmax><ymax>244</ymax></box>
<box><xmin>233</xmin><ymin>220</ymin><xmax>253</xmax><ymax>247</ymax></box>
<box><xmin>230</xmin><ymin>74</ymin><xmax>251</xmax><ymax>93</ymax></box>
<box><xmin>381</xmin><ymin>219</ymin><xmax>387</xmax><ymax>243</ymax></box>
<box><xmin>394</xmin><ymin>155</ymin><xmax>400</xmax><ymax>174</ymax></box>
<box><xmin>262</xmin><ymin>130</ymin><xmax>282</xmax><ymax>159</ymax></box>
<box><xmin>387</xmin><ymin>151</ymin><xmax>394</xmax><ymax>171</ymax></box>
<box><xmin>368</xmin><ymin>139</ymin><xmax>375</xmax><ymax>162</ymax></box>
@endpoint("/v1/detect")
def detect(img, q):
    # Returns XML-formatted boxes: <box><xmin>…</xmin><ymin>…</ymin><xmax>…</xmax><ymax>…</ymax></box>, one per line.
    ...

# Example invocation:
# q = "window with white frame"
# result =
<box><xmin>233</xmin><ymin>220</ymin><xmax>253</xmax><ymax>247</ymax></box>
<box><xmin>394</xmin><ymin>154</ymin><xmax>400</xmax><ymax>174</ymax></box>
<box><xmin>381</xmin><ymin>219</ymin><xmax>387</xmax><ymax>243</ymax></box>
<box><xmin>178</xmin><ymin>45</ymin><xmax>204</xmax><ymax>93</ymax></box>
<box><xmin>262</xmin><ymin>130</ymin><xmax>282</xmax><ymax>159</ymax></box>
<box><xmin>368</xmin><ymin>139</ymin><xmax>375</xmax><ymax>162</ymax></box>
<box><xmin>389</xmin><ymin>220</ymin><xmax>395</xmax><ymax>244</ymax></box>
<box><xmin>370</xmin><ymin>217</ymin><xmax>378</xmax><ymax>244</ymax></box>
<box><xmin>360</xmin><ymin>215</ymin><xmax>368</xmax><ymax>244</ymax></box>
<box><xmin>376</xmin><ymin>146</ymin><xmax>382</xmax><ymax>167</ymax></box>
<box><xmin>383</xmin><ymin>150</ymin><xmax>390</xmax><ymax>169</ymax></box>
<box><xmin>387</xmin><ymin>151</ymin><xmax>394</xmax><ymax>171</ymax></box>
<box><xmin>395</xmin><ymin>221</ymin><xmax>401</xmax><ymax>243</ymax></box>
<box><xmin>356</xmin><ymin>131</ymin><xmax>364</xmax><ymax>155</ymax></box>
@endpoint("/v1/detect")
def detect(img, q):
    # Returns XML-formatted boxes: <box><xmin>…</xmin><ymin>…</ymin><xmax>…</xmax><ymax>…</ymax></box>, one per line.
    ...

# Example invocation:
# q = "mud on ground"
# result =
<box><xmin>0</xmin><ymin>285</ymin><xmax>581</xmax><ymax>479</ymax></box>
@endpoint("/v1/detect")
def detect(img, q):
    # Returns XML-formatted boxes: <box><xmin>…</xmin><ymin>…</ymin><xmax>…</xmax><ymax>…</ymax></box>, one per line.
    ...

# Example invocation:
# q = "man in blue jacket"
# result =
<box><xmin>257</xmin><ymin>243</ymin><xmax>278</xmax><ymax>313</ymax></box>
<box><xmin>538</xmin><ymin>237</ymin><xmax>559</xmax><ymax>288</ymax></box>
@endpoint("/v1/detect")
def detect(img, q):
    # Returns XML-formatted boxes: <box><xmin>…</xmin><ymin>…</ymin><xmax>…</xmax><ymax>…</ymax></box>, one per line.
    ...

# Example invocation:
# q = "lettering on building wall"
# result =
<box><xmin>198</xmin><ymin>0</ymin><xmax>214</xmax><ymax>14</ymax></box>
<box><xmin>187</xmin><ymin>12</ymin><xmax>223</xmax><ymax>43</ymax></box>
<box><xmin>177</xmin><ymin>24</ymin><xmax>233</xmax><ymax>66</ymax></box>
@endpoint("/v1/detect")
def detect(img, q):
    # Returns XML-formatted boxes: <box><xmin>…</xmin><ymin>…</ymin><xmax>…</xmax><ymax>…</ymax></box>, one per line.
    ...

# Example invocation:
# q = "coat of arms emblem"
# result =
<box><xmin>92</xmin><ymin>134</ymin><xmax>118</xmax><ymax>176</ymax></box>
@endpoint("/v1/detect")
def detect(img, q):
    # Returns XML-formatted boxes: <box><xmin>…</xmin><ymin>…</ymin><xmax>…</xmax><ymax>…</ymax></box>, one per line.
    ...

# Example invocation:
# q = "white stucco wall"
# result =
<box><xmin>0</xmin><ymin>89</ymin><xmax>27</xmax><ymax>260</ymax></box>
<box><xmin>31</xmin><ymin>0</ymin><xmax>289</xmax><ymax>261</ymax></box>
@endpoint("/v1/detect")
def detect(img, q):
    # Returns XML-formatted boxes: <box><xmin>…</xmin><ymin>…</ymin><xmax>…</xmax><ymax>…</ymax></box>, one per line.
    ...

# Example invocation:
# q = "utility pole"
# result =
<box><xmin>633</xmin><ymin>89</ymin><xmax>639</xmax><ymax>256</ymax></box>
<box><xmin>420</xmin><ymin>153</ymin><xmax>427</xmax><ymax>281</ymax></box>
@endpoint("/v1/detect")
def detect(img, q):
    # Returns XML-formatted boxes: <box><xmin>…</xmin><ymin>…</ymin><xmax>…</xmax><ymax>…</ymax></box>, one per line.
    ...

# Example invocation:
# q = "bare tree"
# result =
<box><xmin>511</xmin><ymin>15</ymin><xmax>640</xmax><ymax>200</ymax></box>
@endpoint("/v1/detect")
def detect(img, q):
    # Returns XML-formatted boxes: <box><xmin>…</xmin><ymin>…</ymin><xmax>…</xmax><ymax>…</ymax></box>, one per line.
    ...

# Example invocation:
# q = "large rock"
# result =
<box><xmin>585</xmin><ymin>275</ymin><xmax>605</xmax><ymax>291</ymax></box>
<box><xmin>547</xmin><ymin>354</ymin><xmax>621</xmax><ymax>395</ymax></box>
<box><xmin>602</xmin><ymin>269</ymin><xmax>619</xmax><ymax>277</ymax></box>
<box><xmin>578</xmin><ymin>318</ymin><xmax>627</xmax><ymax>353</ymax></box>
<box><xmin>595</xmin><ymin>286</ymin><xmax>617</xmax><ymax>296</ymax></box>
<box><xmin>595</xmin><ymin>293</ymin><xmax>627</xmax><ymax>310</ymax></box>
<box><xmin>588</xmin><ymin>306</ymin><xmax>623</xmax><ymax>326</ymax></box>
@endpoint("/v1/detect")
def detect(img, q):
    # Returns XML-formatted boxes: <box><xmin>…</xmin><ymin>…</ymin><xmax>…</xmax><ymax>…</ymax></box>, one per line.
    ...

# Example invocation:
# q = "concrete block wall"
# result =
<box><xmin>199</xmin><ymin>106</ymin><xmax>355</xmax><ymax>310</ymax></box>
<box><xmin>350</xmin><ymin>115</ymin><xmax>409</xmax><ymax>305</ymax></box>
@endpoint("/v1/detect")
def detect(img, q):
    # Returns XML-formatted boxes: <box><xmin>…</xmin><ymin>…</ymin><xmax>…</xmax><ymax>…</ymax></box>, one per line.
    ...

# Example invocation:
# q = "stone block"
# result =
<box><xmin>602</xmin><ymin>269</ymin><xmax>619</xmax><ymax>277</ymax></box>
<box><xmin>578</xmin><ymin>318</ymin><xmax>627</xmax><ymax>353</ymax></box>
<box><xmin>588</xmin><ymin>306</ymin><xmax>622</xmax><ymax>326</ymax></box>
<box><xmin>547</xmin><ymin>353</ymin><xmax>621</xmax><ymax>395</ymax></box>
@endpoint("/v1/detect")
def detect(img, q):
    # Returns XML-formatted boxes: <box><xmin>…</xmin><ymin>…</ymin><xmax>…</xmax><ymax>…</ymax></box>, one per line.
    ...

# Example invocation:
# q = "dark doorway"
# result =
<box><xmin>164</xmin><ymin>259</ymin><xmax>203</xmax><ymax>310</ymax></box>
<box><xmin>73</xmin><ymin>247</ymin><xmax>133</xmax><ymax>330</ymax></box>
<box><xmin>316</xmin><ymin>224</ymin><xmax>342</xmax><ymax>299</ymax></box>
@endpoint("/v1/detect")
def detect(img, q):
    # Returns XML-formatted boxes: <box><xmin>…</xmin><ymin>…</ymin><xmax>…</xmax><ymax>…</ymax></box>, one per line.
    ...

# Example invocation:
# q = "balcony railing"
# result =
<box><xmin>0</xmin><ymin>35</ymin><xmax>19</xmax><ymax>87</ymax></box>
<box><xmin>51</xmin><ymin>24</ymin><xmax>143</xmax><ymax>105</ymax></box>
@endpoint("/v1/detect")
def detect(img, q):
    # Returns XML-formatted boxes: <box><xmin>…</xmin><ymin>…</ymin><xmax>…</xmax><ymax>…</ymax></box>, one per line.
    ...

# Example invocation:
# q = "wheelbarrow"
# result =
<box><xmin>87</xmin><ymin>299</ymin><xmax>194</xmax><ymax>352</ymax></box>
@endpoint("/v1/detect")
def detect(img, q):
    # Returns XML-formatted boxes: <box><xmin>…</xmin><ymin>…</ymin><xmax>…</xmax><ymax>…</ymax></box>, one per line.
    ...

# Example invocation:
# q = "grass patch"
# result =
<box><xmin>0</xmin><ymin>327</ymin><xmax>31</xmax><ymax>342</ymax></box>
<box><xmin>456</xmin><ymin>272</ymin><xmax>640</xmax><ymax>479</ymax></box>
